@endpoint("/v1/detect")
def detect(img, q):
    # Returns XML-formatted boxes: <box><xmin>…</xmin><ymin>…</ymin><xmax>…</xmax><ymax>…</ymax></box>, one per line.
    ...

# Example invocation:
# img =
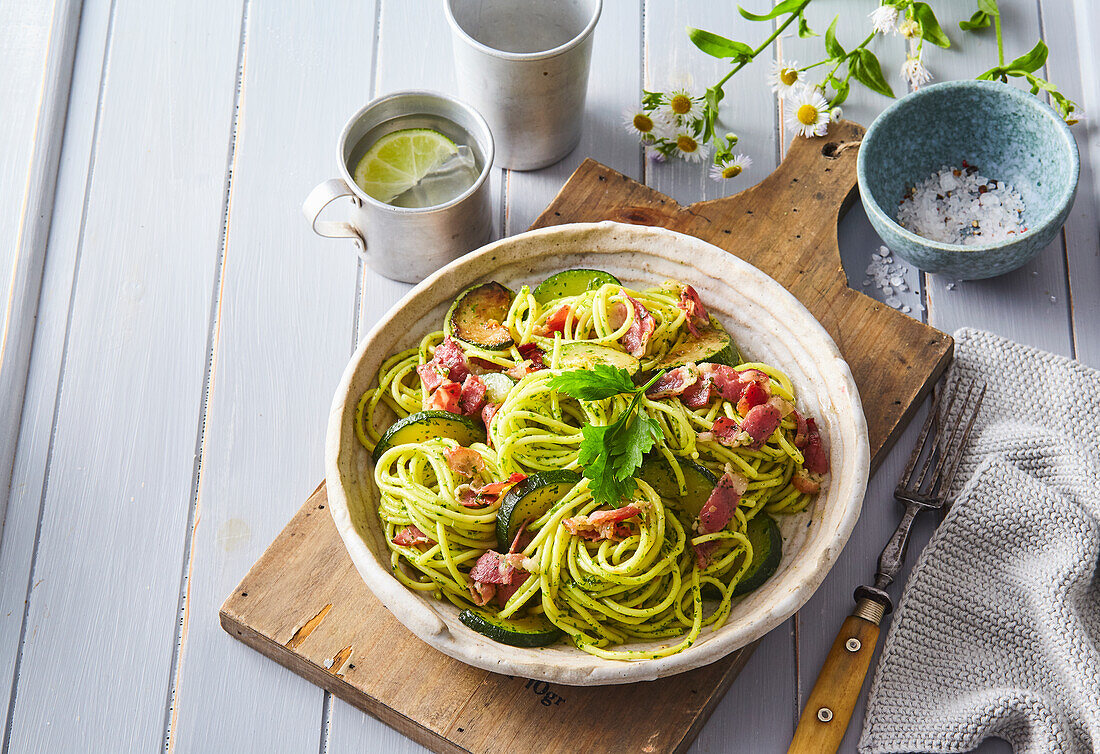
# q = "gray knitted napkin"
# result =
<box><xmin>859</xmin><ymin>328</ymin><xmax>1100</xmax><ymax>754</ymax></box>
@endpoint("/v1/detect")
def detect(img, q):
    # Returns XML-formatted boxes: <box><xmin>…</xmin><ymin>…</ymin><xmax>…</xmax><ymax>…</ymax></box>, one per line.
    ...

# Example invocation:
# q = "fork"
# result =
<box><xmin>787</xmin><ymin>377</ymin><xmax>986</xmax><ymax>754</ymax></box>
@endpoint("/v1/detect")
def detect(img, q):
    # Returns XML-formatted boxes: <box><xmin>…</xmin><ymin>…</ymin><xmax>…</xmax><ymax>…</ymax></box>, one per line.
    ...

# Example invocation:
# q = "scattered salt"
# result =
<box><xmin>862</xmin><ymin>245</ymin><xmax>924</xmax><ymax>314</ymax></box>
<box><xmin>896</xmin><ymin>161</ymin><xmax>1027</xmax><ymax>245</ymax></box>
<box><xmin>946</xmin><ymin>282</ymin><xmax>956</xmax><ymax>291</ymax></box>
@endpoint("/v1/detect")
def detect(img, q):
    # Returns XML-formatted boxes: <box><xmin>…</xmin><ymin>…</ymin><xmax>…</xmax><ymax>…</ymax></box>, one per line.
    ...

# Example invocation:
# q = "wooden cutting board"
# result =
<box><xmin>221</xmin><ymin>121</ymin><xmax>951</xmax><ymax>754</ymax></box>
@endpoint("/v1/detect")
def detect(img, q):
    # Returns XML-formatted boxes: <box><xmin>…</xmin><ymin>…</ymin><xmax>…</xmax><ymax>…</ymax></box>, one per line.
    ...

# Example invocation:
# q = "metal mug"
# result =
<box><xmin>302</xmin><ymin>90</ymin><xmax>495</xmax><ymax>284</ymax></box>
<box><xmin>444</xmin><ymin>0</ymin><xmax>602</xmax><ymax>171</ymax></box>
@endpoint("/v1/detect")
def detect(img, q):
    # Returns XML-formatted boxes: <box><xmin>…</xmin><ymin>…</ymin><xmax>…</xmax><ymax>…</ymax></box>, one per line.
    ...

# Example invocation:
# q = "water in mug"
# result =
<box><xmin>348</xmin><ymin>114</ymin><xmax>483</xmax><ymax>209</ymax></box>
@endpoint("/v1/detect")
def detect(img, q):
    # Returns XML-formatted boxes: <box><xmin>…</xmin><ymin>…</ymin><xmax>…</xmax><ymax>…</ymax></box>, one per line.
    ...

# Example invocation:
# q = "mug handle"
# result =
<box><xmin>302</xmin><ymin>178</ymin><xmax>368</xmax><ymax>260</ymax></box>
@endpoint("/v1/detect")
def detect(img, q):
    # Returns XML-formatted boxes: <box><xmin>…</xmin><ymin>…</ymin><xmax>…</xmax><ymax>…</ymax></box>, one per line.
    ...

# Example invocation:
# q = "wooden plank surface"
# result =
<box><xmin>1</xmin><ymin>0</ymin><xmax>246</xmax><ymax>750</ymax></box>
<box><xmin>0</xmin><ymin>0</ymin><xmax>82</xmax><ymax>542</ymax></box>
<box><xmin>161</xmin><ymin>2</ymin><xmax>378</xmax><ymax>751</ymax></box>
<box><xmin>0</xmin><ymin>0</ymin><xmax>112</xmax><ymax>729</ymax></box>
<box><xmin>1</xmin><ymin>1</ymin><xmax>1097</xmax><ymax>753</ymax></box>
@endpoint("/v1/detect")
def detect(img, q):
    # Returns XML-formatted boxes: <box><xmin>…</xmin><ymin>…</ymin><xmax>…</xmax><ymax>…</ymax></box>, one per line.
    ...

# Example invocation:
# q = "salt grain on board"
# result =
<box><xmin>863</xmin><ymin>246</ymin><xmax>924</xmax><ymax>313</ymax></box>
<box><xmin>896</xmin><ymin>162</ymin><xmax>1026</xmax><ymax>244</ymax></box>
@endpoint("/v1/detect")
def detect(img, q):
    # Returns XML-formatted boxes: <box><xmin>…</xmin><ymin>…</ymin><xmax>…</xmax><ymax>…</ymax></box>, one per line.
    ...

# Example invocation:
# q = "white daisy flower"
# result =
<box><xmin>902</xmin><ymin>55</ymin><xmax>933</xmax><ymax>89</ymax></box>
<box><xmin>622</xmin><ymin>107</ymin><xmax>670</xmax><ymax>141</ymax></box>
<box><xmin>647</xmin><ymin>146</ymin><xmax>668</xmax><ymax>163</ymax></box>
<box><xmin>662</xmin><ymin>88</ymin><xmax>704</xmax><ymax>124</ymax></box>
<box><xmin>786</xmin><ymin>86</ymin><xmax>831</xmax><ymax>138</ymax></box>
<box><xmin>671</xmin><ymin>131</ymin><xmax>709</xmax><ymax>162</ymax></box>
<box><xmin>770</xmin><ymin>59</ymin><xmax>805</xmax><ymax>95</ymax></box>
<box><xmin>830</xmin><ymin>107</ymin><xmax>843</xmax><ymax>123</ymax></box>
<box><xmin>869</xmin><ymin>5</ymin><xmax>899</xmax><ymax>35</ymax></box>
<box><xmin>709</xmin><ymin>154</ymin><xmax>753</xmax><ymax>181</ymax></box>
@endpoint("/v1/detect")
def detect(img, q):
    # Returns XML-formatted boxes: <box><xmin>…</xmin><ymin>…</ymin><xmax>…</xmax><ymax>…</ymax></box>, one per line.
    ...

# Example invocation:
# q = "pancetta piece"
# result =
<box><xmin>619</xmin><ymin>296</ymin><xmax>655</xmax><ymax>358</ymax></box>
<box><xmin>563</xmin><ymin>503</ymin><xmax>645</xmax><ymax>541</ymax></box>
<box><xmin>392</xmin><ymin>525</ymin><xmax>434</xmax><ymax>548</ymax></box>
<box><xmin>645</xmin><ymin>365</ymin><xmax>699</xmax><ymax>399</ymax></box>
<box><xmin>444</xmin><ymin>446</ymin><xmax>485</xmax><ymax>478</ymax></box>
<box><xmin>678</xmin><ymin>284</ymin><xmax>711</xmax><ymax>336</ymax></box>
<box><xmin>693</xmin><ymin>471</ymin><xmax>748</xmax><ymax>568</ymax></box>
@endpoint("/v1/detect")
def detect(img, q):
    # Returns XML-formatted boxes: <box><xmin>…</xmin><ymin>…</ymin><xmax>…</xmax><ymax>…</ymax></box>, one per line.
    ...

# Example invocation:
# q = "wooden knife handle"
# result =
<box><xmin>788</xmin><ymin>601</ymin><xmax>885</xmax><ymax>754</ymax></box>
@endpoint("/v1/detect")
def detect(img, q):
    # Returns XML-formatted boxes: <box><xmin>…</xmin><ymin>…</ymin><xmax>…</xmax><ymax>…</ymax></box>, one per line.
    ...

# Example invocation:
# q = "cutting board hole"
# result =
<box><xmin>822</xmin><ymin>142</ymin><xmax>840</xmax><ymax>158</ymax></box>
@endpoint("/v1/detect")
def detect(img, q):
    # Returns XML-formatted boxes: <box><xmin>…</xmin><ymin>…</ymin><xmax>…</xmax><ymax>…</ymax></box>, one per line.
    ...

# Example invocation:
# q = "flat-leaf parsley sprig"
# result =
<box><xmin>547</xmin><ymin>365</ymin><xmax>666</xmax><ymax>507</ymax></box>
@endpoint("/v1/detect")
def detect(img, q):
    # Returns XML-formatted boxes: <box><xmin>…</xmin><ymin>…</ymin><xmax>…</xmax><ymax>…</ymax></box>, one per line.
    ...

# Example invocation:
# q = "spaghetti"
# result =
<box><xmin>357</xmin><ymin>272</ymin><xmax>828</xmax><ymax>659</ymax></box>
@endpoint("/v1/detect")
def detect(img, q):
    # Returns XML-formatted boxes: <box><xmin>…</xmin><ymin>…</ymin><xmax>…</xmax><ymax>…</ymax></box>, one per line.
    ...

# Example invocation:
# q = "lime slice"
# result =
<box><xmin>353</xmin><ymin>128</ymin><xmax>459</xmax><ymax>203</ymax></box>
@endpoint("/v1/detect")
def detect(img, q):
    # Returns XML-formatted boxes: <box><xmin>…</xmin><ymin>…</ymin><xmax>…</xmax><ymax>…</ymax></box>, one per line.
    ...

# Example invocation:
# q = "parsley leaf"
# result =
<box><xmin>551</xmin><ymin>366</ymin><xmax>666</xmax><ymax>506</ymax></box>
<box><xmin>546</xmin><ymin>364</ymin><xmax>637</xmax><ymax>402</ymax></box>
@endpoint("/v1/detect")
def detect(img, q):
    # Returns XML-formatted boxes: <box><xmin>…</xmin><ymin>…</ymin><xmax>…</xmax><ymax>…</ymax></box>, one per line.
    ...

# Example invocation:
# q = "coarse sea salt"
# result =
<box><xmin>896</xmin><ymin>162</ymin><xmax>1027</xmax><ymax>245</ymax></box>
<box><xmin>862</xmin><ymin>246</ymin><xmax>924</xmax><ymax>313</ymax></box>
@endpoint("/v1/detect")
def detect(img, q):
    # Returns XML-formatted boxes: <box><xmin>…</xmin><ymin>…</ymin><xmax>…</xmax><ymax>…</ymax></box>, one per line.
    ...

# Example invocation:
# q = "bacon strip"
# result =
<box><xmin>678</xmin><ymin>284</ymin><xmax>711</xmax><ymax>336</ymax></box>
<box><xmin>517</xmin><ymin>343</ymin><xmax>545</xmax><ymax>370</ymax></box>
<box><xmin>694</xmin><ymin>471</ymin><xmax>748</xmax><ymax>569</ymax></box>
<box><xmin>704</xmin><ymin>416</ymin><xmax>744</xmax><ymax>447</ymax></box>
<box><xmin>563</xmin><ymin>503</ymin><xmax>645</xmax><ymax>541</ymax></box>
<box><xmin>456</xmin><ymin>472</ymin><xmax>527</xmax><ymax>508</ymax></box>
<box><xmin>481</xmin><ymin>402</ymin><xmax>500</xmax><ymax>432</ymax></box>
<box><xmin>792</xmin><ymin>467</ymin><xmax>821</xmax><ymax>494</ymax></box>
<box><xmin>425</xmin><ymin>380</ymin><xmax>462</xmax><ymax>412</ymax></box>
<box><xmin>418</xmin><ymin>335</ymin><xmax>472</xmax><ymax>399</ymax></box>
<box><xmin>619</xmin><ymin>296</ymin><xmax>655</xmax><ymax>358</ymax></box>
<box><xmin>659</xmin><ymin>364</ymin><xmax>772</xmax><ymax>411</ymax></box>
<box><xmin>802</xmin><ymin>418</ymin><xmax>829</xmax><ymax>474</ymax></box>
<box><xmin>645</xmin><ymin>365</ymin><xmax>699</xmax><ymax>399</ymax></box>
<box><xmin>458</xmin><ymin>374</ymin><xmax>487</xmax><ymax>416</ymax></box>
<box><xmin>468</xmin><ymin>550</ymin><xmax>529</xmax><ymax>607</ymax></box>
<box><xmin>793</xmin><ymin>410</ymin><xmax>810</xmax><ymax>448</ymax></box>
<box><xmin>741</xmin><ymin>396</ymin><xmax>793</xmax><ymax>449</ymax></box>
<box><xmin>444</xmin><ymin>446</ymin><xmax>485</xmax><ymax>478</ymax></box>
<box><xmin>392</xmin><ymin>525</ymin><xmax>434</xmax><ymax>548</ymax></box>
<box><xmin>534</xmin><ymin>305</ymin><xmax>571</xmax><ymax>337</ymax></box>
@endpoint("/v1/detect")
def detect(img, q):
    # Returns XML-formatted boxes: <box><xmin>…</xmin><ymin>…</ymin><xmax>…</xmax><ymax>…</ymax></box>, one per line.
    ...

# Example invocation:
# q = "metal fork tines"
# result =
<box><xmin>855</xmin><ymin>377</ymin><xmax>986</xmax><ymax>615</ymax></box>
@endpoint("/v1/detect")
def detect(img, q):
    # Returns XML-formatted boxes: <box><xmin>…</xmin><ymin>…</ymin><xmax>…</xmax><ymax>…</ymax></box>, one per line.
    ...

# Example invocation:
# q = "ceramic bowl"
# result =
<box><xmin>858</xmin><ymin>79</ymin><xmax>1079</xmax><ymax>280</ymax></box>
<box><xmin>325</xmin><ymin>221</ymin><xmax>869</xmax><ymax>685</ymax></box>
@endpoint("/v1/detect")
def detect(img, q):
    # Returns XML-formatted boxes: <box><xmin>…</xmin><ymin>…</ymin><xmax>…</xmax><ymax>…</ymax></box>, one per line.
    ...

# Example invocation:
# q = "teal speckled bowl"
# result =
<box><xmin>857</xmin><ymin>80</ymin><xmax>1079</xmax><ymax>280</ymax></box>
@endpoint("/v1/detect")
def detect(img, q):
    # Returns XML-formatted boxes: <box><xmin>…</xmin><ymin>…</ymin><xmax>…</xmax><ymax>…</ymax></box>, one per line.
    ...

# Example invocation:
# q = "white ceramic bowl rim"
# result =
<box><xmin>325</xmin><ymin>221</ymin><xmax>870</xmax><ymax>685</ymax></box>
<box><xmin>857</xmin><ymin>79</ymin><xmax>1081</xmax><ymax>254</ymax></box>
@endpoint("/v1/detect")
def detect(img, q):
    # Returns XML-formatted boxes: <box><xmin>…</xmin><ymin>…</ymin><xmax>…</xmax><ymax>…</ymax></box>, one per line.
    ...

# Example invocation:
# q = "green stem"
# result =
<box><xmin>820</xmin><ymin>32</ymin><xmax>875</xmax><ymax>88</ymax></box>
<box><xmin>995</xmin><ymin>12</ymin><xmax>1004</xmax><ymax>67</ymax></box>
<box><xmin>714</xmin><ymin>1</ymin><xmax>809</xmax><ymax>89</ymax></box>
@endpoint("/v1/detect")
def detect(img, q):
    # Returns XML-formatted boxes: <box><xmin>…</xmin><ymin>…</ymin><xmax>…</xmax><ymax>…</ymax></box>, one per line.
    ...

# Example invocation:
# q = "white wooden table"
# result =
<box><xmin>1</xmin><ymin>1</ymin><xmax>1097</xmax><ymax>751</ymax></box>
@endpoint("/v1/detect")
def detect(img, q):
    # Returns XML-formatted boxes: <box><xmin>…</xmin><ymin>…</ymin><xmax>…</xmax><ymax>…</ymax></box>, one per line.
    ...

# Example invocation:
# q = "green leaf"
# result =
<box><xmin>797</xmin><ymin>12</ymin><xmax>816</xmax><ymax>38</ymax></box>
<box><xmin>975</xmin><ymin>65</ymin><xmax>1001</xmax><ymax>80</ymax></box>
<box><xmin>830</xmin><ymin>79</ymin><xmax>850</xmax><ymax>107</ymax></box>
<box><xmin>977</xmin><ymin>0</ymin><xmax>1000</xmax><ymax>15</ymax></box>
<box><xmin>547</xmin><ymin>365</ymin><xmax>636</xmax><ymax>402</ymax></box>
<box><xmin>702</xmin><ymin>85</ymin><xmax>724</xmax><ymax>142</ymax></box>
<box><xmin>959</xmin><ymin>10</ymin><xmax>991</xmax><ymax>31</ymax></box>
<box><xmin>824</xmin><ymin>17</ymin><xmax>845</xmax><ymax>59</ymax></box>
<box><xmin>687</xmin><ymin>28</ymin><xmax>754</xmax><ymax>60</ymax></box>
<box><xmin>1005</xmin><ymin>40</ymin><xmax>1048</xmax><ymax>74</ymax></box>
<box><xmin>578</xmin><ymin>424</ymin><xmax>635</xmax><ymax>505</ymax></box>
<box><xmin>912</xmin><ymin>2</ymin><xmax>951</xmax><ymax>48</ymax></box>
<box><xmin>853</xmin><ymin>49</ymin><xmax>895</xmax><ymax>98</ymax></box>
<box><xmin>608</xmin><ymin>412</ymin><xmax>660</xmax><ymax>482</ymax></box>
<box><xmin>738</xmin><ymin>0</ymin><xmax>805</xmax><ymax>22</ymax></box>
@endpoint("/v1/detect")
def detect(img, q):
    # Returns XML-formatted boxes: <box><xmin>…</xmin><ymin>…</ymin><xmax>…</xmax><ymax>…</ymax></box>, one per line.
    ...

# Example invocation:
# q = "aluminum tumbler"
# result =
<box><xmin>445</xmin><ymin>0</ymin><xmax>602</xmax><ymax>171</ymax></box>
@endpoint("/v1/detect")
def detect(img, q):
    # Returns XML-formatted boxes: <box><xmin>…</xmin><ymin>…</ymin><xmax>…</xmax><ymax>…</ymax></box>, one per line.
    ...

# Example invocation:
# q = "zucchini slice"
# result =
<box><xmin>481</xmin><ymin>372</ymin><xmax>516</xmax><ymax>403</ymax></box>
<box><xmin>731</xmin><ymin>513</ymin><xmax>782</xmax><ymax>596</ymax></box>
<box><xmin>496</xmin><ymin>470</ymin><xmax>581</xmax><ymax>550</ymax></box>
<box><xmin>459</xmin><ymin>609</ymin><xmax>563</xmax><ymax>648</ymax></box>
<box><xmin>446</xmin><ymin>282</ymin><xmax>515</xmax><ymax>350</ymax></box>
<box><xmin>656</xmin><ymin>318</ymin><xmax>740</xmax><ymax>370</ymax></box>
<box><xmin>532</xmin><ymin>269</ymin><xmax>621</xmax><ymax>305</ymax></box>
<box><xmin>638</xmin><ymin>455</ymin><xmax>717</xmax><ymax>518</ymax></box>
<box><xmin>371</xmin><ymin>410</ymin><xmax>485</xmax><ymax>463</ymax></box>
<box><xmin>557</xmin><ymin>342</ymin><xmax>640</xmax><ymax>375</ymax></box>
